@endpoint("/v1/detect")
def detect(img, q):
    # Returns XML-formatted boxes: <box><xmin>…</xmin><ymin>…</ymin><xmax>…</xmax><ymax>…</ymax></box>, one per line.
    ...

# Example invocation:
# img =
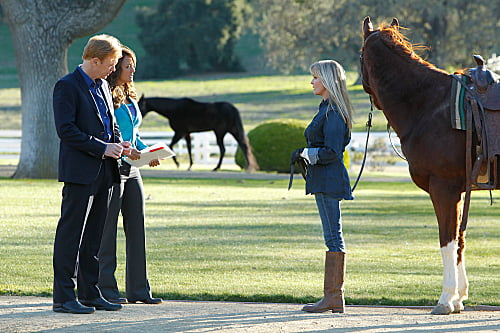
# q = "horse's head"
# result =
<box><xmin>137</xmin><ymin>94</ymin><xmax>149</xmax><ymax>116</ymax></box>
<box><xmin>360</xmin><ymin>16</ymin><xmax>399</xmax><ymax>110</ymax></box>
<box><xmin>362</xmin><ymin>16</ymin><xmax>399</xmax><ymax>39</ymax></box>
<box><xmin>360</xmin><ymin>16</ymin><xmax>447</xmax><ymax>111</ymax></box>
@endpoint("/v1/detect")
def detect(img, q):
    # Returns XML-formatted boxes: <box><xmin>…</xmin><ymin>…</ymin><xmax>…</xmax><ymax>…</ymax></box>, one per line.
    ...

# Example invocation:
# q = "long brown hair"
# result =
<box><xmin>107</xmin><ymin>45</ymin><xmax>138</xmax><ymax>109</ymax></box>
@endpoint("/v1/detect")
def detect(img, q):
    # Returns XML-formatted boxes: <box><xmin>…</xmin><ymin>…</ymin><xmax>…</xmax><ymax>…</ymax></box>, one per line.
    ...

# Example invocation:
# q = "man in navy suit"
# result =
<box><xmin>52</xmin><ymin>34</ymin><xmax>139</xmax><ymax>314</ymax></box>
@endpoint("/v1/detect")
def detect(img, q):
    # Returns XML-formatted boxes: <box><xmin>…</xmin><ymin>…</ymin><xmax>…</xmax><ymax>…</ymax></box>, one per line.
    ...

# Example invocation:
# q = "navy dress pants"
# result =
<box><xmin>53</xmin><ymin>159</ymin><xmax>115</xmax><ymax>304</ymax></box>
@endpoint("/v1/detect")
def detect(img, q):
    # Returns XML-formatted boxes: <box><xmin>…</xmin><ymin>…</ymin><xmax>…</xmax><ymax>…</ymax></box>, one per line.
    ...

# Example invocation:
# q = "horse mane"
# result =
<box><xmin>377</xmin><ymin>23</ymin><xmax>448</xmax><ymax>75</ymax></box>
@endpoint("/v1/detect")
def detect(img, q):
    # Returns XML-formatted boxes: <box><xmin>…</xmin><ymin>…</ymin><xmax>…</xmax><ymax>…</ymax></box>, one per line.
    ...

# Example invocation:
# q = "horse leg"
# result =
<box><xmin>185</xmin><ymin>135</ymin><xmax>193</xmax><ymax>171</ymax></box>
<box><xmin>455</xmin><ymin>229</ymin><xmax>469</xmax><ymax>312</ymax></box>
<box><xmin>433</xmin><ymin>239</ymin><xmax>459</xmax><ymax>315</ymax></box>
<box><xmin>428</xmin><ymin>179</ymin><xmax>466</xmax><ymax>315</ymax></box>
<box><xmin>213</xmin><ymin>132</ymin><xmax>226</xmax><ymax>172</ymax></box>
<box><xmin>169</xmin><ymin>132</ymin><xmax>183</xmax><ymax>168</ymax></box>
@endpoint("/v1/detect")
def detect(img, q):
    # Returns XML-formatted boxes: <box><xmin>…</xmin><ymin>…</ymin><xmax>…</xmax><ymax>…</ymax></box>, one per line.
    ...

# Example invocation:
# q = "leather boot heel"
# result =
<box><xmin>302</xmin><ymin>251</ymin><xmax>346</xmax><ymax>313</ymax></box>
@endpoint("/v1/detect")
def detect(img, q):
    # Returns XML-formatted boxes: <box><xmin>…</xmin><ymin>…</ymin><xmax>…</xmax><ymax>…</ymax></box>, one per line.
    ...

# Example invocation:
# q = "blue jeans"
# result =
<box><xmin>314</xmin><ymin>193</ymin><xmax>345</xmax><ymax>252</ymax></box>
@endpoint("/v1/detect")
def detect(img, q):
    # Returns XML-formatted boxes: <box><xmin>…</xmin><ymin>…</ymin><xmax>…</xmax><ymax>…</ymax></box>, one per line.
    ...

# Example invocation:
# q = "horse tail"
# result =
<box><xmin>243</xmin><ymin>135</ymin><xmax>259</xmax><ymax>172</ymax></box>
<box><xmin>229</xmin><ymin>104</ymin><xmax>259</xmax><ymax>172</ymax></box>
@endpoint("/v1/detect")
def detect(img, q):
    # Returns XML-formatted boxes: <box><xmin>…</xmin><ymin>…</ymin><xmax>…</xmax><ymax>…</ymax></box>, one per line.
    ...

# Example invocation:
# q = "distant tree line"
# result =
<box><xmin>0</xmin><ymin>0</ymin><xmax>126</xmax><ymax>178</ymax></box>
<box><xmin>136</xmin><ymin>0</ymin><xmax>499</xmax><ymax>78</ymax></box>
<box><xmin>136</xmin><ymin>0</ymin><xmax>247</xmax><ymax>78</ymax></box>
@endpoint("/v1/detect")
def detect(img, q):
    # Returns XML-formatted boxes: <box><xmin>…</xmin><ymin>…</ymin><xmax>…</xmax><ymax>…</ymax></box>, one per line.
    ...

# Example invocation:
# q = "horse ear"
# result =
<box><xmin>391</xmin><ymin>18</ymin><xmax>399</xmax><ymax>29</ymax></box>
<box><xmin>363</xmin><ymin>16</ymin><xmax>374</xmax><ymax>39</ymax></box>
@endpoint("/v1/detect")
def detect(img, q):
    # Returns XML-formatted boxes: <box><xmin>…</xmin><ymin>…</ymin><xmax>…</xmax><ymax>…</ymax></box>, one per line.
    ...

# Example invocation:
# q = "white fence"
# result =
<box><xmin>0</xmin><ymin>130</ymin><xmax>239</xmax><ymax>165</ymax></box>
<box><xmin>139</xmin><ymin>131</ymin><xmax>239</xmax><ymax>165</ymax></box>
<box><xmin>0</xmin><ymin>130</ymin><xmax>21</xmax><ymax>155</ymax></box>
<box><xmin>0</xmin><ymin>130</ymin><xmax>403</xmax><ymax>165</ymax></box>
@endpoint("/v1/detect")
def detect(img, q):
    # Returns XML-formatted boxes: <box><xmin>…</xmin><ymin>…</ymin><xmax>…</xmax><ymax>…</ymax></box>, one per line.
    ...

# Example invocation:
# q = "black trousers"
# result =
<box><xmin>98</xmin><ymin>163</ymin><xmax>152</xmax><ymax>301</ymax></box>
<box><xmin>53</xmin><ymin>158</ymin><xmax>115</xmax><ymax>303</ymax></box>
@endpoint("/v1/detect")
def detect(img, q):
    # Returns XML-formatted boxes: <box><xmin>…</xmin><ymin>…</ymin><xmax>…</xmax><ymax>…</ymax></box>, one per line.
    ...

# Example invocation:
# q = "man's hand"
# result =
<box><xmin>290</xmin><ymin>148</ymin><xmax>304</xmax><ymax>165</ymax></box>
<box><xmin>120</xmin><ymin>141</ymin><xmax>132</xmax><ymax>157</ymax></box>
<box><xmin>104</xmin><ymin>143</ymin><xmax>124</xmax><ymax>159</ymax></box>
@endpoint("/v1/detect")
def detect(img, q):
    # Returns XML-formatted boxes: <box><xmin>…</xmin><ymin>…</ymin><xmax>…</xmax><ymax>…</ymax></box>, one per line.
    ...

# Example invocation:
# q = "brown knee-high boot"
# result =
<box><xmin>302</xmin><ymin>251</ymin><xmax>346</xmax><ymax>313</ymax></box>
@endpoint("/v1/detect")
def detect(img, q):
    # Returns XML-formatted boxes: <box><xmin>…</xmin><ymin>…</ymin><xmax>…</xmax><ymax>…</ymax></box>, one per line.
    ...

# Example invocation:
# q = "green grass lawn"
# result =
<box><xmin>0</xmin><ymin>177</ymin><xmax>498</xmax><ymax>306</ymax></box>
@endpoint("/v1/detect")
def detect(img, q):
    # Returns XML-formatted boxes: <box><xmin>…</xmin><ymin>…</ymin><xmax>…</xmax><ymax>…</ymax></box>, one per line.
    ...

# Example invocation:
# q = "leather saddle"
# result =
<box><xmin>464</xmin><ymin>55</ymin><xmax>500</xmax><ymax>190</ymax></box>
<box><xmin>455</xmin><ymin>55</ymin><xmax>499</xmax><ymax>231</ymax></box>
<box><xmin>469</xmin><ymin>55</ymin><xmax>500</xmax><ymax>110</ymax></box>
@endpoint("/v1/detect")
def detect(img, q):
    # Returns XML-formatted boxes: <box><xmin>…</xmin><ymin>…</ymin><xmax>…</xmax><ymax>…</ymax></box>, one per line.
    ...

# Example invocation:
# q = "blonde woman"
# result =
<box><xmin>290</xmin><ymin>60</ymin><xmax>354</xmax><ymax>313</ymax></box>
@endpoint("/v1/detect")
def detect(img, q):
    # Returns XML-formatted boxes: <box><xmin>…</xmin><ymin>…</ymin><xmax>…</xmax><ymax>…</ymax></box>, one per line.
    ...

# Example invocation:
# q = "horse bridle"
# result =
<box><xmin>350</xmin><ymin>34</ymin><xmax>382</xmax><ymax>192</ymax></box>
<box><xmin>358</xmin><ymin>30</ymin><xmax>408</xmax><ymax>167</ymax></box>
<box><xmin>359</xmin><ymin>30</ymin><xmax>380</xmax><ymax>94</ymax></box>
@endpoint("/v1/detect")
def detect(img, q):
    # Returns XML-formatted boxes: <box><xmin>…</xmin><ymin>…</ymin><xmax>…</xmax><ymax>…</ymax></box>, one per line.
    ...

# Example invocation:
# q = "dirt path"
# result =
<box><xmin>1</xmin><ymin>296</ymin><xmax>499</xmax><ymax>332</ymax></box>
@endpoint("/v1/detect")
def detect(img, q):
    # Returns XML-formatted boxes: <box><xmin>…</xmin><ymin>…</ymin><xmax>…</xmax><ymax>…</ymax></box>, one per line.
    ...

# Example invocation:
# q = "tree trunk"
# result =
<box><xmin>0</xmin><ymin>0</ymin><xmax>126</xmax><ymax>178</ymax></box>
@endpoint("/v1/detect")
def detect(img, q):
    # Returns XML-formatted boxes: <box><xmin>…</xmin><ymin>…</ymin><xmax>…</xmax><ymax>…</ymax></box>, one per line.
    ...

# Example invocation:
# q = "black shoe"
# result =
<box><xmin>79</xmin><ymin>297</ymin><xmax>123</xmax><ymax>311</ymax></box>
<box><xmin>53</xmin><ymin>300</ymin><xmax>95</xmax><ymax>314</ymax></box>
<box><xmin>105</xmin><ymin>297</ymin><xmax>128</xmax><ymax>304</ymax></box>
<box><xmin>128</xmin><ymin>297</ymin><xmax>163</xmax><ymax>304</ymax></box>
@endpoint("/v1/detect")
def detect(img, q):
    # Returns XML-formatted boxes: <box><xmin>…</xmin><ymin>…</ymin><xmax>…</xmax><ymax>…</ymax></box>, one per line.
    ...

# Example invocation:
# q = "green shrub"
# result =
<box><xmin>236</xmin><ymin>118</ymin><xmax>350</xmax><ymax>173</ymax></box>
<box><xmin>236</xmin><ymin>119</ymin><xmax>307</xmax><ymax>173</ymax></box>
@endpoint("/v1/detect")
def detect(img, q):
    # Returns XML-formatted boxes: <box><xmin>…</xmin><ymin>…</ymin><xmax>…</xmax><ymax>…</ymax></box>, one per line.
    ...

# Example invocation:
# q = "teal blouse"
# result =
<box><xmin>114</xmin><ymin>98</ymin><xmax>148</xmax><ymax>151</ymax></box>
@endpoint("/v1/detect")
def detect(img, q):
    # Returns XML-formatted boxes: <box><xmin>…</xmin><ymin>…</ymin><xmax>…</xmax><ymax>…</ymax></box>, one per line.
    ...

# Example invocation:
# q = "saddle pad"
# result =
<box><xmin>450</xmin><ymin>74</ymin><xmax>468</xmax><ymax>130</ymax></box>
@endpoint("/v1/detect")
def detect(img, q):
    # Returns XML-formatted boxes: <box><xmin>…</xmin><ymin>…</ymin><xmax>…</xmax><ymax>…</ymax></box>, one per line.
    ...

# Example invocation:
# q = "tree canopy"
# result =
<box><xmin>136</xmin><ymin>0</ymin><xmax>247</xmax><ymax>78</ymax></box>
<box><xmin>0</xmin><ymin>0</ymin><xmax>125</xmax><ymax>178</ymax></box>
<box><xmin>251</xmin><ymin>0</ymin><xmax>500</xmax><ymax>73</ymax></box>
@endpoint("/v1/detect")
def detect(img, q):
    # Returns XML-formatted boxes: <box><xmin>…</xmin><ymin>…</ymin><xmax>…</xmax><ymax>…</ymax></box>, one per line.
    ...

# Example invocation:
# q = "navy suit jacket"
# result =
<box><xmin>53</xmin><ymin>67</ymin><xmax>121</xmax><ymax>184</ymax></box>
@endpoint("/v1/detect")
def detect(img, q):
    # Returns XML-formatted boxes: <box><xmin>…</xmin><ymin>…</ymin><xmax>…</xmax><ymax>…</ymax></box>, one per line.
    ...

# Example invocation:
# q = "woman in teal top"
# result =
<box><xmin>97</xmin><ymin>46</ymin><xmax>162</xmax><ymax>305</ymax></box>
<box><xmin>114</xmin><ymin>102</ymin><xmax>147</xmax><ymax>150</ymax></box>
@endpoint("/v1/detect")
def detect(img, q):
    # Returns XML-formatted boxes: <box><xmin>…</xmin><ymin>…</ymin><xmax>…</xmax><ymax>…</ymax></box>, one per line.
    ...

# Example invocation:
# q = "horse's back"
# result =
<box><xmin>146</xmin><ymin>97</ymin><xmax>242</xmax><ymax>133</ymax></box>
<box><xmin>213</xmin><ymin>101</ymin><xmax>240</xmax><ymax>117</ymax></box>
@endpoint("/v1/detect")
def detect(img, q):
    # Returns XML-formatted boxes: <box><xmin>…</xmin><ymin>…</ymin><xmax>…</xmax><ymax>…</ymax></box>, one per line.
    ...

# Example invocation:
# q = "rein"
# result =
<box><xmin>350</xmin><ymin>99</ymin><xmax>373</xmax><ymax>192</ymax></box>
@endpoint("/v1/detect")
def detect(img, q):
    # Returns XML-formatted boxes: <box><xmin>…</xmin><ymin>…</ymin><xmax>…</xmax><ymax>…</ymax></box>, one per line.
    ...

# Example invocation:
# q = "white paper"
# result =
<box><xmin>123</xmin><ymin>142</ymin><xmax>176</xmax><ymax>167</ymax></box>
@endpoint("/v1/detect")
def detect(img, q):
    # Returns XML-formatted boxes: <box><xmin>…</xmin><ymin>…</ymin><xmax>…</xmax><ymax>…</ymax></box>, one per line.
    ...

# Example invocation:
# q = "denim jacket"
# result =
<box><xmin>303</xmin><ymin>100</ymin><xmax>353</xmax><ymax>200</ymax></box>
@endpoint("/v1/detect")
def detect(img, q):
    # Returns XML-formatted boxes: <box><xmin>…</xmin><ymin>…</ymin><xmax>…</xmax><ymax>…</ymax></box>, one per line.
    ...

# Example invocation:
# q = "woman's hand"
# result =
<box><xmin>290</xmin><ymin>148</ymin><xmax>304</xmax><ymax>165</ymax></box>
<box><xmin>149</xmin><ymin>159</ymin><xmax>160</xmax><ymax>167</ymax></box>
<box><xmin>127</xmin><ymin>148</ymin><xmax>141</xmax><ymax>160</ymax></box>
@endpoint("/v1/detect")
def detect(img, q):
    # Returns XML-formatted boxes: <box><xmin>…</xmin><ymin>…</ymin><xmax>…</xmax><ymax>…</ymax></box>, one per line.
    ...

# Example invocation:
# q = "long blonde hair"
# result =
<box><xmin>107</xmin><ymin>45</ymin><xmax>138</xmax><ymax>109</ymax></box>
<box><xmin>310</xmin><ymin>60</ymin><xmax>354</xmax><ymax>129</ymax></box>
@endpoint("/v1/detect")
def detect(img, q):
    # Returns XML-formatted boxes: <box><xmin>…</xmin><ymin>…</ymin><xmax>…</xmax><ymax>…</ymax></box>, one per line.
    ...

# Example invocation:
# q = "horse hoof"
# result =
<box><xmin>431</xmin><ymin>303</ymin><xmax>452</xmax><ymax>315</ymax></box>
<box><xmin>452</xmin><ymin>301</ymin><xmax>464</xmax><ymax>313</ymax></box>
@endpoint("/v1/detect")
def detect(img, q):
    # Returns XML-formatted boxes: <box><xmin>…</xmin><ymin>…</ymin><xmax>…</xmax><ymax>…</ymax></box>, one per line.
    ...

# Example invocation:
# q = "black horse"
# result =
<box><xmin>138</xmin><ymin>96</ymin><xmax>258</xmax><ymax>171</ymax></box>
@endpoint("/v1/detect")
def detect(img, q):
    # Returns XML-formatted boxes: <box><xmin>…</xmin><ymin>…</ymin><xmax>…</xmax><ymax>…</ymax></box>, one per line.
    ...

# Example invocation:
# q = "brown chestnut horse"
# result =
<box><xmin>361</xmin><ymin>16</ymin><xmax>494</xmax><ymax>315</ymax></box>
